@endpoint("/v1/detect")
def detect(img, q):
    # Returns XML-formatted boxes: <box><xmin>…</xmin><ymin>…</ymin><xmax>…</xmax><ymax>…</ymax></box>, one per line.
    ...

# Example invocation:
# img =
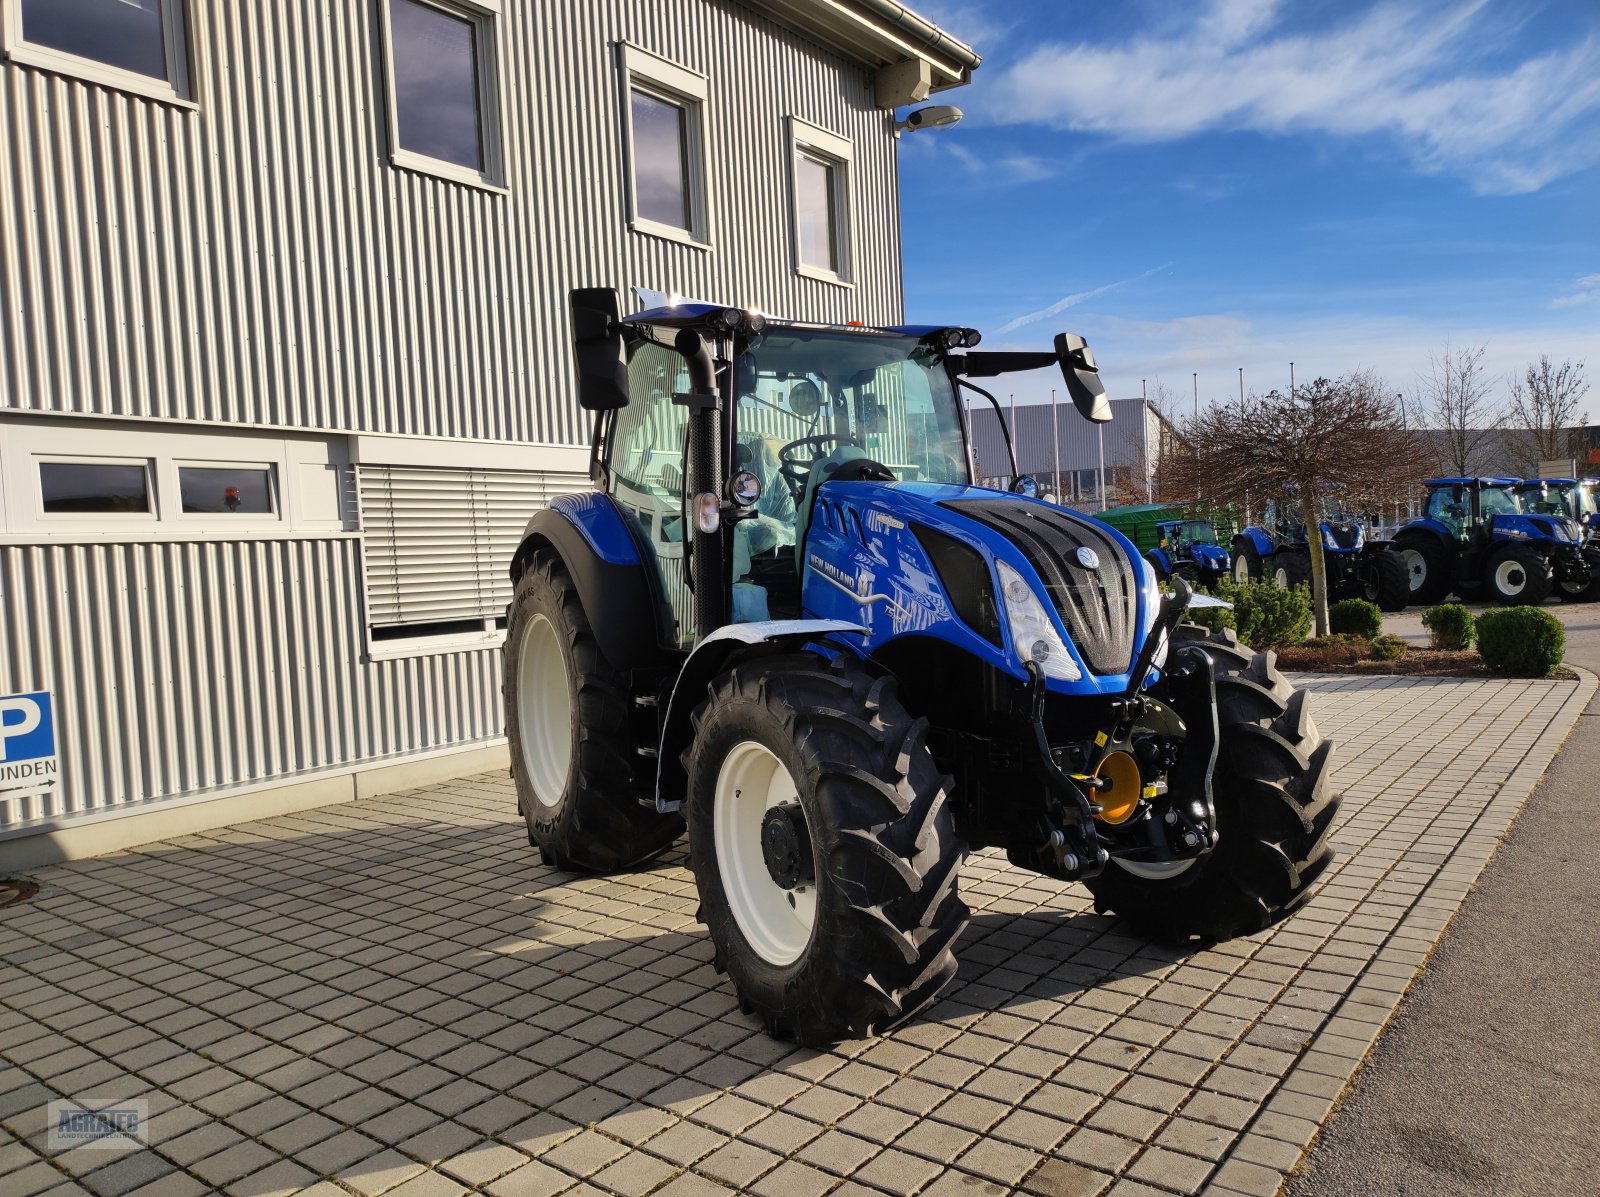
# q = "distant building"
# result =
<box><xmin>968</xmin><ymin>399</ymin><xmax>1175</xmax><ymax>508</ymax></box>
<box><xmin>0</xmin><ymin>0</ymin><xmax>977</xmax><ymax>863</ymax></box>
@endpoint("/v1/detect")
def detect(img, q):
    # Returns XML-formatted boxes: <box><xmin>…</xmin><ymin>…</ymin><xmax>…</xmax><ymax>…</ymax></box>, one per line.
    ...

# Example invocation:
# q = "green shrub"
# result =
<box><xmin>1190</xmin><ymin>577</ymin><xmax>1311</xmax><ymax>647</ymax></box>
<box><xmin>1370</xmin><ymin>633</ymin><xmax>1408</xmax><ymax>661</ymax></box>
<box><xmin>1475</xmin><ymin>607</ymin><xmax>1564</xmax><ymax>677</ymax></box>
<box><xmin>1422</xmin><ymin>603</ymin><xmax>1474</xmax><ymax>650</ymax></box>
<box><xmin>1329</xmin><ymin>598</ymin><xmax>1382</xmax><ymax>638</ymax></box>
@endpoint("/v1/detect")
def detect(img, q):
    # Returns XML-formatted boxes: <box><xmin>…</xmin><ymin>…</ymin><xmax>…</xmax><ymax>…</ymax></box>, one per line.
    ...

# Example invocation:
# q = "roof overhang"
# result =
<box><xmin>748</xmin><ymin>0</ymin><xmax>980</xmax><ymax>106</ymax></box>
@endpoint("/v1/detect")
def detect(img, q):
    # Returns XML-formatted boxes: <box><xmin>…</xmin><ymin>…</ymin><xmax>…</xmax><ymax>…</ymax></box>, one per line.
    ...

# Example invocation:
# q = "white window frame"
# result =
<box><xmin>0</xmin><ymin>417</ymin><xmax>352</xmax><ymax>541</ymax></box>
<box><xmin>34</xmin><ymin>456</ymin><xmax>159</xmax><ymax>525</ymax></box>
<box><xmin>1</xmin><ymin>0</ymin><xmax>195</xmax><ymax>108</ymax></box>
<box><xmin>171</xmin><ymin>460</ymin><xmax>280</xmax><ymax>526</ymax></box>
<box><xmin>379</xmin><ymin>0</ymin><xmax>507</xmax><ymax>191</ymax></box>
<box><xmin>788</xmin><ymin>117</ymin><xmax>854</xmax><ymax>286</ymax></box>
<box><xmin>618</xmin><ymin>42</ymin><xmax>711</xmax><ymax>249</ymax></box>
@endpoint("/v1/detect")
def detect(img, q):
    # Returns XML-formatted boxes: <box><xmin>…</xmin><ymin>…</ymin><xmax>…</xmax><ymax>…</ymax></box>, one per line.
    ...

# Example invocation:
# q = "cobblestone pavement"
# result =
<box><xmin>0</xmin><ymin>671</ymin><xmax>1589</xmax><ymax>1197</ymax></box>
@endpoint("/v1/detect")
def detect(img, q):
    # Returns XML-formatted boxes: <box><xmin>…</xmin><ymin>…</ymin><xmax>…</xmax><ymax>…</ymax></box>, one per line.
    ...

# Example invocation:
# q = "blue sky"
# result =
<box><xmin>897</xmin><ymin>0</ymin><xmax>1600</xmax><ymax>417</ymax></box>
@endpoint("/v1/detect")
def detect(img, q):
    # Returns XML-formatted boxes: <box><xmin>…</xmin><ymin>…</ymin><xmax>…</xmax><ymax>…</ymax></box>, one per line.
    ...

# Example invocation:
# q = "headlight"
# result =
<box><xmin>997</xmin><ymin>560</ymin><xmax>1081</xmax><ymax>681</ymax></box>
<box><xmin>1322</xmin><ymin>528</ymin><xmax>1338</xmax><ymax>549</ymax></box>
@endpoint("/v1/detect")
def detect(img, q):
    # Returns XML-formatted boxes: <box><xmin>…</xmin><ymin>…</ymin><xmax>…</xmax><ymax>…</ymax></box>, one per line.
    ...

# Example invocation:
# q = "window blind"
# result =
<box><xmin>358</xmin><ymin>464</ymin><xmax>586</xmax><ymax>629</ymax></box>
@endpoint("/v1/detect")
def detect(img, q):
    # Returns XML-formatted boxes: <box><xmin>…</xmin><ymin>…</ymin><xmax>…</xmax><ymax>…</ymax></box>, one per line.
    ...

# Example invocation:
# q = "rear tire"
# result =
<box><xmin>1486</xmin><ymin>544</ymin><xmax>1552</xmax><ymax>606</ymax></box>
<box><xmin>1392</xmin><ymin>532</ymin><xmax>1452</xmax><ymax>605</ymax></box>
<box><xmin>1363</xmin><ymin>551</ymin><xmax>1410</xmax><ymax>612</ymax></box>
<box><xmin>685</xmin><ymin>653</ymin><xmax>969</xmax><ymax>1045</ymax></box>
<box><xmin>504</xmin><ymin>550</ymin><xmax>683</xmax><ymax>872</ymax></box>
<box><xmin>1084</xmin><ymin>626</ymin><xmax>1338</xmax><ymax>940</ymax></box>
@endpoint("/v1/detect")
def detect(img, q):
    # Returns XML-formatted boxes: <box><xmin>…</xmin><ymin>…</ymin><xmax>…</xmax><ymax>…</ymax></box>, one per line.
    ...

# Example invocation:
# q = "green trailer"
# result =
<box><xmin>1096</xmin><ymin>504</ymin><xmax>1232</xmax><ymax>588</ymax></box>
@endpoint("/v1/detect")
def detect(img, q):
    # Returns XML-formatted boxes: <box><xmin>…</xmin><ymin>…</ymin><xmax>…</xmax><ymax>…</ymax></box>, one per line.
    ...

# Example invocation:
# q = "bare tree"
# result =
<box><xmin>1162</xmin><ymin>371</ymin><xmax>1423</xmax><ymax>636</ymax></box>
<box><xmin>1507</xmin><ymin>356</ymin><xmax>1589</xmax><ymax>472</ymax></box>
<box><xmin>1414</xmin><ymin>341</ymin><xmax>1500</xmax><ymax>476</ymax></box>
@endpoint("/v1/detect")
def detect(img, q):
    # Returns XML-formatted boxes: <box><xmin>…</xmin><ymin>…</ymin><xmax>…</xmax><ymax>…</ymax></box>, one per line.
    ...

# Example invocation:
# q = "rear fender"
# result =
<box><xmin>509</xmin><ymin>493</ymin><xmax>671</xmax><ymax>671</ymax></box>
<box><xmin>654</xmin><ymin>620</ymin><xmax>868</xmax><ymax>813</ymax></box>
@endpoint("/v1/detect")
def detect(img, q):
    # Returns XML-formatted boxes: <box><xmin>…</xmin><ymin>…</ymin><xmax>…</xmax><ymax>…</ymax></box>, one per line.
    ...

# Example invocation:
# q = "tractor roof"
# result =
<box><xmin>1425</xmin><ymin>476</ymin><xmax>1521</xmax><ymax>487</ymax></box>
<box><xmin>1520</xmin><ymin>478</ymin><xmax>1576</xmax><ymax>487</ymax></box>
<box><xmin>623</xmin><ymin>302</ymin><xmax>947</xmax><ymax>341</ymax></box>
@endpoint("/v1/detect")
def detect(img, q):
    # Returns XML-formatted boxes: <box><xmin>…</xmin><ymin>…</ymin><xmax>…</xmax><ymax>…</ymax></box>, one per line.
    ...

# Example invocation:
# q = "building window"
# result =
<box><xmin>619</xmin><ymin>44</ymin><xmax>709</xmax><ymax>247</ymax></box>
<box><xmin>4</xmin><ymin>0</ymin><xmax>192</xmax><ymax>104</ymax></box>
<box><xmin>39</xmin><ymin>461</ymin><xmax>153</xmax><ymax>515</ymax></box>
<box><xmin>178</xmin><ymin>465</ymin><xmax>275</xmax><ymax>515</ymax></box>
<box><xmin>789</xmin><ymin>119</ymin><xmax>853</xmax><ymax>284</ymax></box>
<box><xmin>382</xmin><ymin>0</ymin><xmax>503</xmax><ymax>187</ymax></box>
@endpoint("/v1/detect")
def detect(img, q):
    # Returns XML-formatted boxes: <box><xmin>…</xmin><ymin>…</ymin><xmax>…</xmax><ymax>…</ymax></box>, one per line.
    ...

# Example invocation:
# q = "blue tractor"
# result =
<box><xmin>1389</xmin><ymin>477</ymin><xmax>1590</xmax><ymax>605</ymax></box>
<box><xmin>1517</xmin><ymin>478</ymin><xmax>1600</xmax><ymax>602</ymax></box>
<box><xmin>499</xmin><ymin>289</ymin><xmax>1337</xmax><ymax>1044</ymax></box>
<box><xmin>1230</xmin><ymin>494</ymin><xmax>1409</xmax><ymax>611</ymax></box>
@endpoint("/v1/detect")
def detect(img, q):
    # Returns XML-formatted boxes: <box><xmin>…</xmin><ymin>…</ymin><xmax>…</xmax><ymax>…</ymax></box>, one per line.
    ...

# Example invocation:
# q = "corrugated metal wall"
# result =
<box><xmin>0</xmin><ymin>0</ymin><xmax>914</xmax><ymax>829</ymax></box>
<box><xmin>0</xmin><ymin>537</ymin><xmax>502</xmax><ymax>827</ymax></box>
<box><xmin>0</xmin><ymin>0</ymin><xmax>903</xmax><ymax>443</ymax></box>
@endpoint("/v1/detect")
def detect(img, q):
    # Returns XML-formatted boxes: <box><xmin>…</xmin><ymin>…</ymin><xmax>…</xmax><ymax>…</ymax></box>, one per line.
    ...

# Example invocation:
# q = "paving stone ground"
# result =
<box><xmin>0</xmin><ymin>670</ymin><xmax>1590</xmax><ymax>1197</ymax></box>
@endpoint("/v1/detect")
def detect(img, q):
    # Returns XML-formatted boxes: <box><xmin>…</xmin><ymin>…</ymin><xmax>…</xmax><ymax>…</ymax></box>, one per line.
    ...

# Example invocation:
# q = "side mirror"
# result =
<box><xmin>1012</xmin><ymin>474</ymin><xmax>1039</xmax><ymax>498</ymax></box>
<box><xmin>1054</xmin><ymin>333</ymin><xmax>1111</xmax><ymax>423</ymax></box>
<box><xmin>570</xmin><ymin>288</ymin><xmax>629</xmax><ymax>411</ymax></box>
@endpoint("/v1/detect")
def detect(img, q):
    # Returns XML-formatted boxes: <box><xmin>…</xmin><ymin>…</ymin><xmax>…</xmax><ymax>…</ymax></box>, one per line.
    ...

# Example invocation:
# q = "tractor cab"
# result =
<box><xmin>1525</xmin><ymin>478</ymin><xmax>1600</xmax><ymax>536</ymax></box>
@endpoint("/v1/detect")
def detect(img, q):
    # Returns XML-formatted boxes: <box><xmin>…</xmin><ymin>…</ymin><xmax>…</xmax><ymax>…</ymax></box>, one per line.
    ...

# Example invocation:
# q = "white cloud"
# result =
<box><xmin>982</xmin><ymin>0</ymin><xmax>1600</xmax><ymax>194</ymax></box>
<box><xmin>1552</xmin><ymin>273</ymin><xmax>1600</xmax><ymax>309</ymax></box>
<box><xmin>995</xmin><ymin>263</ymin><xmax>1173</xmax><ymax>335</ymax></box>
<box><xmin>944</xmin><ymin>142</ymin><xmax>1057</xmax><ymax>184</ymax></box>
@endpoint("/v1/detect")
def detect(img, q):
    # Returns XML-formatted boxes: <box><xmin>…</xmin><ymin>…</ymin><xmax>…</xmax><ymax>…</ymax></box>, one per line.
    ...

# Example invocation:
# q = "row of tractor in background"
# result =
<box><xmin>1097</xmin><ymin>476</ymin><xmax>1600</xmax><ymax>609</ymax></box>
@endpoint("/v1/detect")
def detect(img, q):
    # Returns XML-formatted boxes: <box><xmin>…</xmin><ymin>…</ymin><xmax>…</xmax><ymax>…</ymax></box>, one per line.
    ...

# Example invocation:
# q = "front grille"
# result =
<box><xmin>1327</xmin><ymin>522</ymin><xmax>1360</xmax><ymax>549</ymax></box>
<box><xmin>943</xmin><ymin>498</ymin><xmax>1136</xmax><ymax>674</ymax></box>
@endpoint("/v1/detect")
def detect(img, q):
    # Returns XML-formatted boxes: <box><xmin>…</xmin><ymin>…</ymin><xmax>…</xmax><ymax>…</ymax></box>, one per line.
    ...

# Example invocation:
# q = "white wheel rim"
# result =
<box><xmin>1401</xmin><ymin>549</ymin><xmax>1426</xmax><ymax>590</ymax></box>
<box><xmin>517</xmin><ymin>613</ymin><xmax>571</xmax><ymax>808</ymax></box>
<box><xmin>1233</xmin><ymin>556</ymin><xmax>1250</xmax><ymax>582</ymax></box>
<box><xmin>1494</xmin><ymin>559</ymin><xmax>1526</xmax><ymax>595</ymax></box>
<box><xmin>713</xmin><ymin>740</ymin><xmax>816</xmax><ymax>966</ymax></box>
<box><xmin>1273</xmin><ymin>565</ymin><xmax>1290</xmax><ymax>588</ymax></box>
<box><xmin>1113</xmin><ymin>856</ymin><xmax>1195</xmax><ymax>880</ymax></box>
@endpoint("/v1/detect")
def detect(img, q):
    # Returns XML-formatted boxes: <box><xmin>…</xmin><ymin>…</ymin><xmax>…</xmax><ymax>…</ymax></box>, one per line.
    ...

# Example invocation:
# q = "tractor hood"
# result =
<box><xmin>1319</xmin><ymin>520</ymin><xmax>1365</xmax><ymax>552</ymax></box>
<box><xmin>1191</xmin><ymin>543</ymin><xmax>1230</xmax><ymax>567</ymax></box>
<box><xmin>798</xmin><ymin>480</ymin><xmax>1160</xmax><ymax>694</ymax></box>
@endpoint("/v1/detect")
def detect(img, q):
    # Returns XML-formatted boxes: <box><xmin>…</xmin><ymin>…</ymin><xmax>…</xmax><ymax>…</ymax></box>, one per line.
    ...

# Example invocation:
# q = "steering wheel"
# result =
<box><xmin>777</xmin><ymin>434</ymin><xmax>862</xmax><ymax>506</ymax></box>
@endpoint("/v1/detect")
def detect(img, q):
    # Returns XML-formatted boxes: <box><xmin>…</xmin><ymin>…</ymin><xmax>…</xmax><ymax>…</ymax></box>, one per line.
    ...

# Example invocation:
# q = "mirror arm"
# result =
<box><xmin>957</xmin><ymin>377</ymin><xmax>1020</xmax><ymax>486</ymax></box>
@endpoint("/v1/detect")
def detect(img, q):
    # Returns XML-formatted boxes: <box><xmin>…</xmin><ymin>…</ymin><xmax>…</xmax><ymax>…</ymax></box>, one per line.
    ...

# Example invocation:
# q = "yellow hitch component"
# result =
<box><xmin>1093</xmin><ymin>750</ymin><xmax>1143</xmax><ymax>825</ymax></box>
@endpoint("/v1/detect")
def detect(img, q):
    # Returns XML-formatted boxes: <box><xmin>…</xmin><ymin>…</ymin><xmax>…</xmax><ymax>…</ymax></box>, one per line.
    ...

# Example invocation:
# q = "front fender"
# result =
<box><xmin>653</xmin><ymin>620</ymin><xmax>869</xmax><ymax>813</ymax></box>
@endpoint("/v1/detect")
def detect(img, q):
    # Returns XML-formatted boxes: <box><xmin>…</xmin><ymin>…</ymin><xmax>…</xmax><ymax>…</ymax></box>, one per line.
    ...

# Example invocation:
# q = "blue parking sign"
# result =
<box><xmin>0</xmin><ymin>691</ymin><xmax>59</xmax><ymax>798</ymax></box>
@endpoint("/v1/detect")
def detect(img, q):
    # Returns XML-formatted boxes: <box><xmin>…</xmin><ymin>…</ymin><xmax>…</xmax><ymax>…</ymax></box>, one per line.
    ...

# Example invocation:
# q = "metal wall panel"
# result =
<box><xmin>0</xmin><ymin>0</ymin><xmax>905</xmax><ymax>445</ymax></box>
<box><xmin>0</xmin><ymin>537</ymin><xmax>503</xmax><ymax>828</ymax></box>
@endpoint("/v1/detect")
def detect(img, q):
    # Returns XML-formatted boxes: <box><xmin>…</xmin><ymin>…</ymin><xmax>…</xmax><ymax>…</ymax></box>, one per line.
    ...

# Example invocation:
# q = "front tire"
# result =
<box><xmin>1084</xmin><ymin>627</ymin><xmax>1338</xmax><ymax>940</ymax></box>
<box><xmin>504</xmin><ymin>551</ymin><xmax>683</xmax><ymax>871</ymax></box>
<box><xmin>1486</xmin><ymin>544</ymin><xmax>1552</xmax><ymax>606</ymax></box>
<box><xmin>685</xmin><ymin>653</ymin><xmax>968</xmax><ymax>1044</ymax></box>
<box><xmin>1271</xmin><ymin>552</ymin><xmax>1311</xmax><ymax>590</ymax></box>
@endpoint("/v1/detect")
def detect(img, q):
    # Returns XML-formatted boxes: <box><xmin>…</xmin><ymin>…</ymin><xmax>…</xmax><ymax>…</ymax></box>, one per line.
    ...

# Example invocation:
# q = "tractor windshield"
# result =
<box><xmin>1169</xmin><ymin>521</ymin><xmax>1217</xmax><ymax>549</ymax></box>
<box><xmin>1479</xmin><ymin>486</ymin><xmax>1522</xmax><ymax>519</ymax></box>
<box><xmin>733</xmin><ymin>329</ymin><xmax>969</xmax><ymax>492</ymax></box>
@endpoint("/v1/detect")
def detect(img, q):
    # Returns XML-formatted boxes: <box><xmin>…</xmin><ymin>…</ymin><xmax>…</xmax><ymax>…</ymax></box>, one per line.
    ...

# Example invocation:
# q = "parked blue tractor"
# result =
<box><xmin>500</xmin><ymin>289</ymin><xmax>1337</xmax><ymax>1043</ymax></box>
<box><xmin>1230</xmin><ymin>495</ymin><xmax>1409</xmax><ymax>611</ymax></box>
<box><xmin>1389</xmin><ymin>477</ymin><xmax>1591</xmax><ymax>605</ymax></box>
<box><xmin>1517</xmin><ymin>478</ymin><xmax>1600</xmax><ymax>601</ymax></box>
